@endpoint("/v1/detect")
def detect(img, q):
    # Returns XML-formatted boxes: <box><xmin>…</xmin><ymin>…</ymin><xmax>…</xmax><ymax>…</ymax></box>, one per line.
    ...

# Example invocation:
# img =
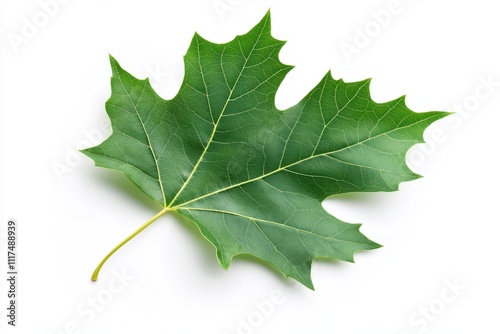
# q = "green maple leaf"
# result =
<box><xmin>82</xmin><ymin>12</ymin><xmax>448</xmax><ymax>289</ymax></box>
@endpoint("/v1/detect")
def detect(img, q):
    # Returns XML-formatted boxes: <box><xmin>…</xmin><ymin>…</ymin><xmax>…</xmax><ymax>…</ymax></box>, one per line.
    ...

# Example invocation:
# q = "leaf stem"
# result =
<box><xmin>91</xmin><ymin>207</ymin><xmax>169</xmax><ymax>281</ymax></box>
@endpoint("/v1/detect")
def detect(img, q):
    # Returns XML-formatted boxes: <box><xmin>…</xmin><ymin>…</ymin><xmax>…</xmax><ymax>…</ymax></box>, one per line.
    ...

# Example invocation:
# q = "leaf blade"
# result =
<box><xmin>83</xmin><ymin>11</ymin><xmax>449</xmax><ymax>288</ymax></box>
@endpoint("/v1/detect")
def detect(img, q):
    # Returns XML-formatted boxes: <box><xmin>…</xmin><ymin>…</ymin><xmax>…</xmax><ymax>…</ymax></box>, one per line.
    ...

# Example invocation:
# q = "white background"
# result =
<box><xmin>1</xmin><ymin>0</ymin><xmax>499</xmax><ymax>333</ymax></box>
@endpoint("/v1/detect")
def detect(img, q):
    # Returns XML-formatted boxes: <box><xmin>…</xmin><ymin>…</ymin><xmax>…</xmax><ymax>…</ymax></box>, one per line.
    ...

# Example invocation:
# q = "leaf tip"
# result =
<box><xmin>216</xmin><ymin>249</ymin><xmax>232</xmax><ymax>271</ymax></box>
<box><xmin>369</xmin><ymin>240</ymin><xmax>384</xmax><ymax>250</ymax></box>
<box><xmin>255</xmin><ymin>8</ymin><xmax>272</xmax><ymax>35</ymax></box>
<box><xmin>108</xmin><ymin>54</ymin><xmax>122</xmax><ymax>77</ymax></box>
<box><xmin>287</xmin><ymin>269</ymin><xmax>315</xmax><ymax>290</ymax></box>
<box><xmin>108</xmin><ymin>53</ymin><xmax>117</xmax><ymax>66</ymax></box>
<box><xmin>353</xmin><ymin>223</ymin><xmax>383</xmax><ymax>250</ymax></box>
<box><xmin>412</xmin><ymin>172</ymin><xmax>424</xmax><ymax>180</ymax></box>
<box><xmin>435</xmin><ymin>110</ymin><xmax>454</xmax><ymax>120</ymax></box>
<box><xmin>263</xmin><ymin>8</ymin><xmax>272</xmax><ymax>22</ymax></box>
<box><xmin>79</xmin><ymin>147</ymin><xmax>92</xmax><ymax>157</ymax></box>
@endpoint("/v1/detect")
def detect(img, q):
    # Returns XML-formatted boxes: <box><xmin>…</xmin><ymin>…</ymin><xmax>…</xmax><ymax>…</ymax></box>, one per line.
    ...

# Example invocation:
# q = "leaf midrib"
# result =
<box><xmin>167</xmin><ymin>16</ymin><xmax>268</xmax><ymax>207</ymax></box>
<box><xmin>172</xmin><ymin>114</ymin><xmax>441</xmax><ymax>209</ymax></box>
<box><xmin>113</xmin><ymin>66</ymin><xmax>167</xmax><ymax>206</ymax></box>
<box><xmin>182</xmin><ymin>207</ymin><xmax>365</xmax><ymax>244</ymax></box>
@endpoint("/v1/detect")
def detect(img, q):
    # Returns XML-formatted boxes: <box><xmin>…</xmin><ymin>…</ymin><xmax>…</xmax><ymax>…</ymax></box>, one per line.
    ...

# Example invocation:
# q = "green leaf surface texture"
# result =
<box><xmin>82</xmin><ymin>12</ymin><xmax>448</xmax><ymax>289</ymax></box>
